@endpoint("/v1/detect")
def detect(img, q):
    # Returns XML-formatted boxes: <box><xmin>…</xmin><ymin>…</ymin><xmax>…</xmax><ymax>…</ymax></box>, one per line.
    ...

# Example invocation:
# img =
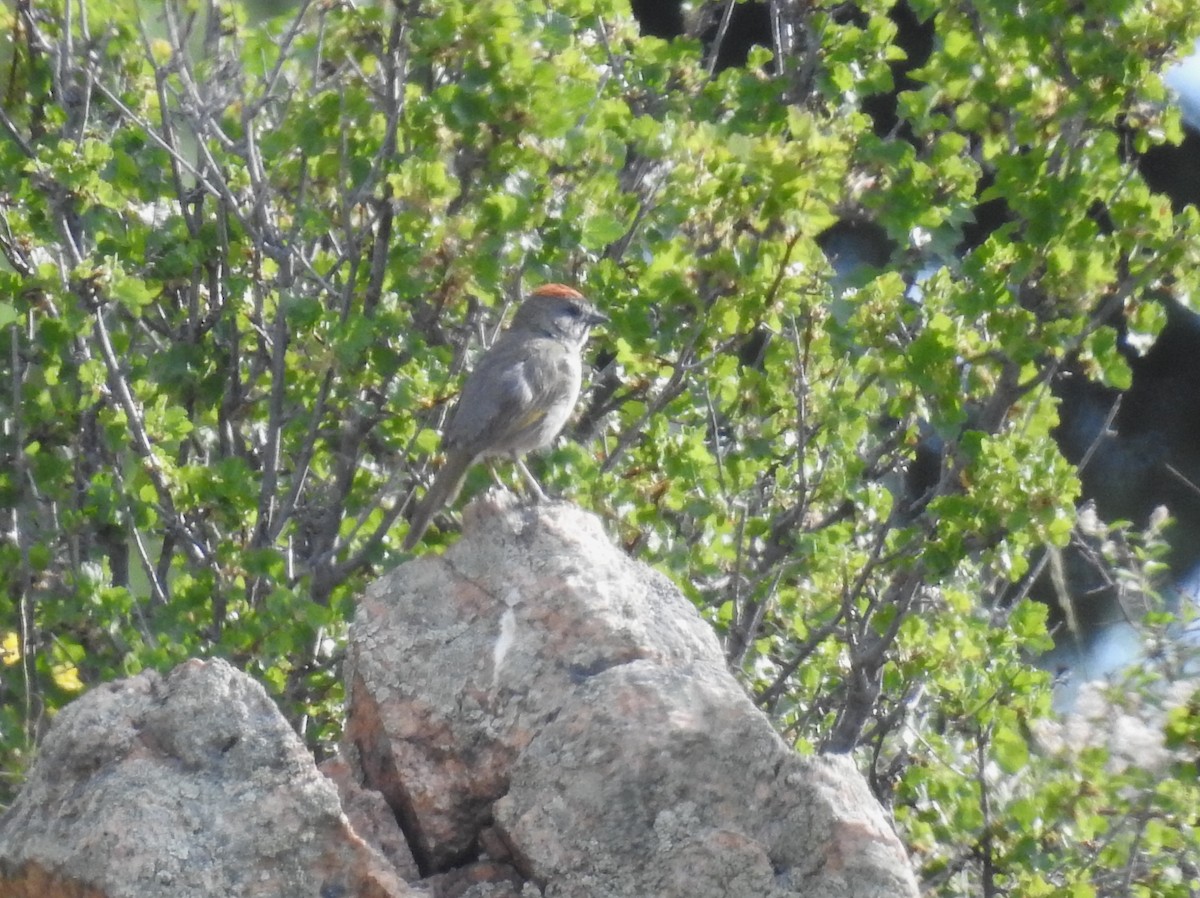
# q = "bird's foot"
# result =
<box><xmin>514</xmin><ymin>457</ymin><xmax>550</xmax><ymax>503</ymax></box>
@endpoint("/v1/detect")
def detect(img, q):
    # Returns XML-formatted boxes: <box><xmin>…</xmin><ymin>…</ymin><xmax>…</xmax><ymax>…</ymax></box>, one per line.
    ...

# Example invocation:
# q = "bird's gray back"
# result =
<box><xmin>443</xmin><ymin>331</ymin><xmax>582</xmax><ymax>458</ymax></box>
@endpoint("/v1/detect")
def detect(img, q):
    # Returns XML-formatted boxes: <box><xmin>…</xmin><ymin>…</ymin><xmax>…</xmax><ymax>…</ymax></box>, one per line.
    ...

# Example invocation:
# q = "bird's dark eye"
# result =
<box><xmin>565</xmin><ymin>303</ymin><xmax>584</xmax><ymax>318</ymax></box>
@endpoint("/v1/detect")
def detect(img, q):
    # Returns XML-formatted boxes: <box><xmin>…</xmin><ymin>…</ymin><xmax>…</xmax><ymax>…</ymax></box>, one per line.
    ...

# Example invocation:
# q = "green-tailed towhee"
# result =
<box><xmin>403</xmin><ymin>284</ymin><xmax>606</xmax><ymax>550</ymax></box>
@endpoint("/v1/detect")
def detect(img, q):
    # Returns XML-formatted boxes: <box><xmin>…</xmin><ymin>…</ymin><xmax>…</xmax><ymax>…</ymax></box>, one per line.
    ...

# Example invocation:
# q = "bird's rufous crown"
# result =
<box><xmin>529</xmin><ymin>283</ymin><xmax>585</xmax><ymax>300</ymax></box>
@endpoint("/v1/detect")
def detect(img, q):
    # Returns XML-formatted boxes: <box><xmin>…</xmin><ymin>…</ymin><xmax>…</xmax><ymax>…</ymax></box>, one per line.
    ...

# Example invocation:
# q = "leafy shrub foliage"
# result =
<box><xmin>1</xmin><ymin>0</ymin><xmax>1199</xmax><ymax>893</ymax></box>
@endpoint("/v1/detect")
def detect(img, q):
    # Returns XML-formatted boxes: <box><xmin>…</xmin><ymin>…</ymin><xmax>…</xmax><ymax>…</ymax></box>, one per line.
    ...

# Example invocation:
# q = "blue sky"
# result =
<box><xmin>1166</xmin><ymin>41</ymin><xmax>1200</xmax><ymax>130</ymax></box>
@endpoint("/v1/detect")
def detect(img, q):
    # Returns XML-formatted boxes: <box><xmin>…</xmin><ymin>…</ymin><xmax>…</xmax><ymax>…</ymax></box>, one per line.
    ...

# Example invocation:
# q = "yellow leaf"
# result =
<box><xmin>52</xmin><ymin>663</ymin><xmax>84</xmax><ymax>693</ymax></box>
<box><xmin>150</xmin><ymin>39</ymin><xmax>173</xmax><ymax>66</ymax></box>
<box><xmin>1</xmin><ymin>631</ymin><xmax>19</xmax><ymax>666</ymax></box>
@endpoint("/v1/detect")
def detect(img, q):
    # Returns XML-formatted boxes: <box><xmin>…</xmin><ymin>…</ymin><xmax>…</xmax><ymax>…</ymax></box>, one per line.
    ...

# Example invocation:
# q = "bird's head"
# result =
<box><xmin>511</xmin><ymin>283</ymin><xmax>608</xmax><ymax>345</ymax></box>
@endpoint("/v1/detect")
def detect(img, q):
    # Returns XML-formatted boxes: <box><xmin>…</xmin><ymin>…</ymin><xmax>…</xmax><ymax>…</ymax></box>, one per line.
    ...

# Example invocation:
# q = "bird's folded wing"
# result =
<box><xmin>444</xmin><ymin>337</ymin><xmax>572</xmax><ymax>453</ymax></box>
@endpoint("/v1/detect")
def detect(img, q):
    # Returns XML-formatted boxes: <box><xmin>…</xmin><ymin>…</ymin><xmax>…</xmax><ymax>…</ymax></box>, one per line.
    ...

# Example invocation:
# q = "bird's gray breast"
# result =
<box><xmin>443</xmin><ymin>334</ymin><xmax>583</xmax><ymax>458</ymax></box>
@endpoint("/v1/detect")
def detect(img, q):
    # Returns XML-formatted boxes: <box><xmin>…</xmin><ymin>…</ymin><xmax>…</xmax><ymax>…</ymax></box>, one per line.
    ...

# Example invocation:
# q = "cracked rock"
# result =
<box><xmin>342</xmin><ymin>496</ymin><xmax>918</xmax><ymax>897</ymax></box>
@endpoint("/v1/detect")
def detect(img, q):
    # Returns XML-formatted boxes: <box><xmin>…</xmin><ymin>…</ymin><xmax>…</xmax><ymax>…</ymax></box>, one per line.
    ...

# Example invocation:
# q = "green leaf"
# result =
<box><xmin>581</xmin><ymin>211</ymin><xmax>627</xmax><ymax>250</ymax></box>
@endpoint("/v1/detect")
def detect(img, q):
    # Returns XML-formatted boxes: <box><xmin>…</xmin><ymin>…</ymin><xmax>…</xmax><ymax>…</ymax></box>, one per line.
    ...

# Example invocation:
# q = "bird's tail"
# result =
<box><xmin>403</xmin><ymin>451</ymin><xmax>475</xmax><ymax>550</ymax></box>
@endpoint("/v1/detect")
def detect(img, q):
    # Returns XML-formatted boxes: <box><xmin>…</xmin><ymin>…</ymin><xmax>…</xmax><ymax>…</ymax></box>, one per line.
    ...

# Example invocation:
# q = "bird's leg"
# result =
<box><xmin>514</xmin><ymin>456</ymin><xmax>549</xmax><ymax>503</ymax></box>
<box><xmin>485</xmin><ymin>460</ymin><xmax>508</xmax><ymax>491</ymax></box>
<box><xmin>484</xmin><ymin>463</ymin><xmax>504</xmax><ymax>492</ymax></box>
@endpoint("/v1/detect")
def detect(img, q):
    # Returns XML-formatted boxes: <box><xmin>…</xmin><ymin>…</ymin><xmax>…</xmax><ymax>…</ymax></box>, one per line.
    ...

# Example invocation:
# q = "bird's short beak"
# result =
<box><xmin>587</xmin><ymin>310</ymin><xmax>609</xmax><ymax>327</ymax></box>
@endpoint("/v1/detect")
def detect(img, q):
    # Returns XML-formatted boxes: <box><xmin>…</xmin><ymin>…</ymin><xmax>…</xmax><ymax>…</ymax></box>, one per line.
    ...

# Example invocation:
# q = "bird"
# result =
<box><xmin>402</xmin><ymin>284</ymin><xmax>607</xmax><ymax>550</ymax></box>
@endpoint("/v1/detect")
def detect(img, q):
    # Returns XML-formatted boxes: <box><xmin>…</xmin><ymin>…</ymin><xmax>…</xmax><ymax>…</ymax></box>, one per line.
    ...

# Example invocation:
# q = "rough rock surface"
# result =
<box><xmin>494</xmin><ymin>660</ymin><xmax>914</xmax><ymax>898</ymax></box>
<box><xmin>0</xmin><ymin>658</ymin><xmax>411</xmax><ymax>898</ymax></box>
<box><xmin>344</xmin><ymin>494</ymin><xmax>918</xmax><ymax>897</ymax></box>
<box><xmin>344</xmin><ymin>494</ymin><xmax>724</xmax><ymax>872</ymax></box>
<box><xmin>321</xmin><ymin>755</ymin><xmax>420</xmax><ymax>881</ymax></box>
